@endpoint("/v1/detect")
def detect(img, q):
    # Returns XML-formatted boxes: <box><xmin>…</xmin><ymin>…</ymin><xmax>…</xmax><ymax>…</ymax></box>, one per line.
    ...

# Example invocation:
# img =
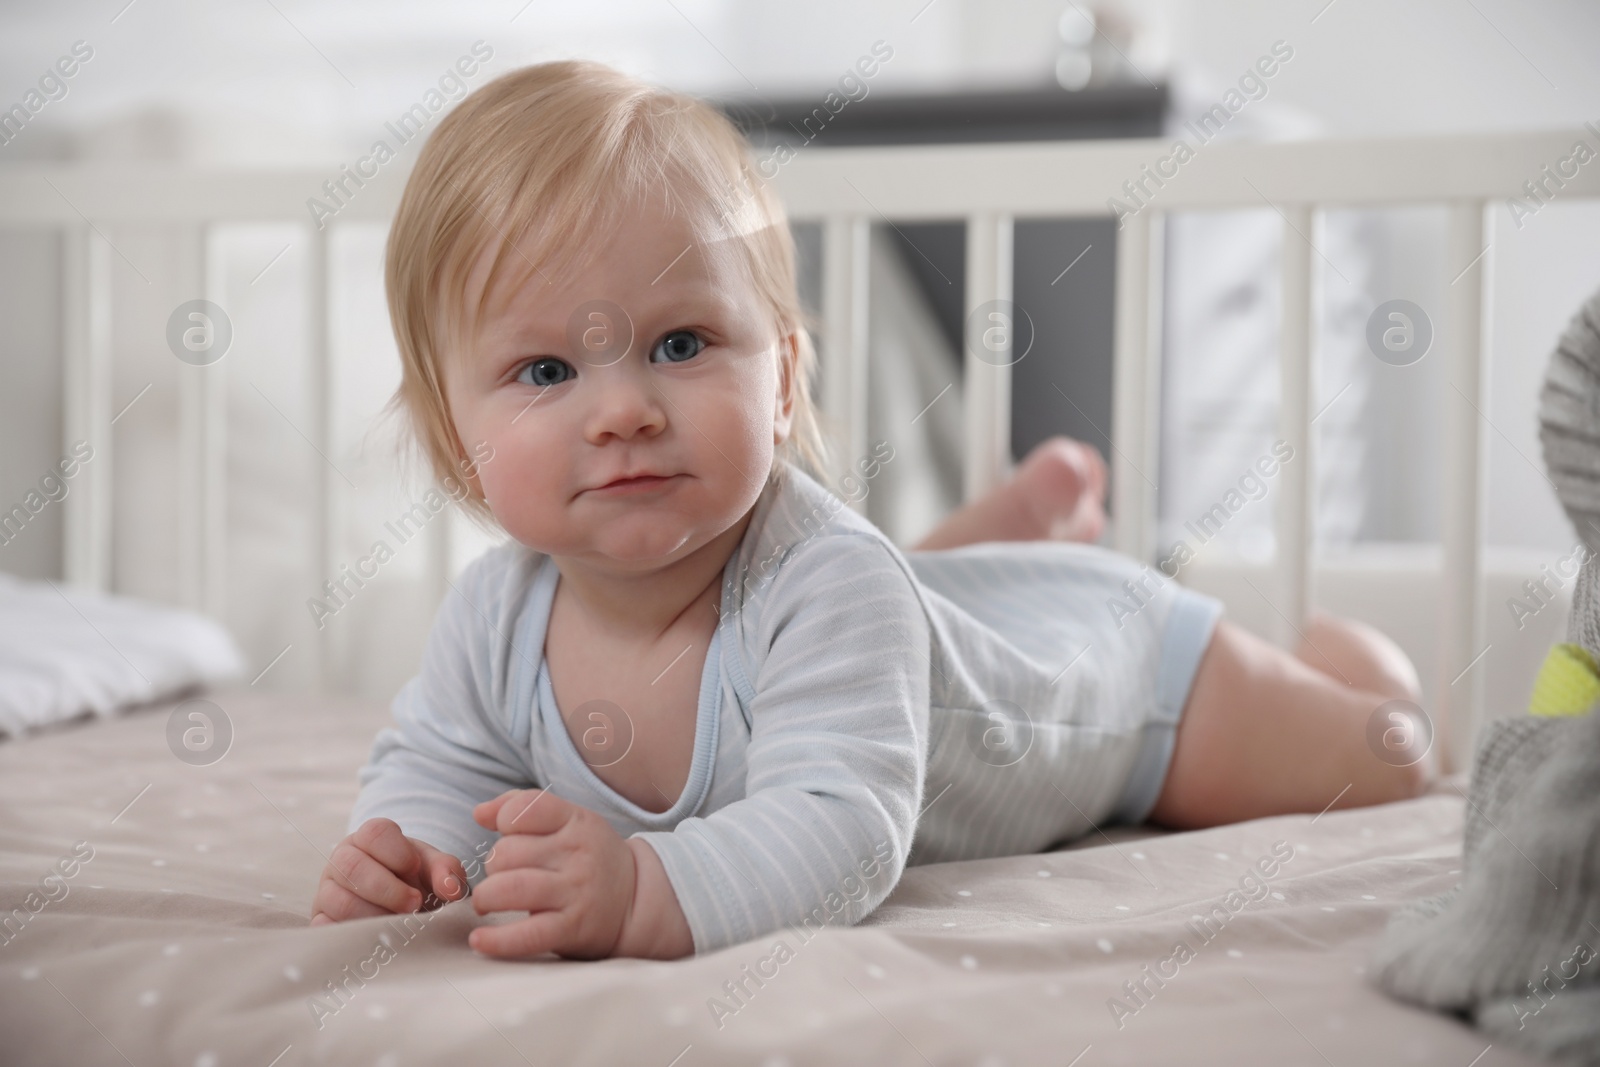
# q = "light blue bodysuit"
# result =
<box><xmin>350</xmin><ymin>461</ymin><xmax>1221</xmax><ymax>954</ymax></box>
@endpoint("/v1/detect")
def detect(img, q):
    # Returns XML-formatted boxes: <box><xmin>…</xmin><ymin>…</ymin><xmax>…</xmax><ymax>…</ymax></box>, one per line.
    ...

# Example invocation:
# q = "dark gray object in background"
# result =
<box><xmin>721</xmin><ymin>84</ymin><xmax>1165</xmax><ymax>475</ymax></box>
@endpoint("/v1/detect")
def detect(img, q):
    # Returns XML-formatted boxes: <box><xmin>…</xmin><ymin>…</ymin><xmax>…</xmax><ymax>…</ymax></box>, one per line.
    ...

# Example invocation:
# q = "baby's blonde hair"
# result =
<box><xmin>385</xmin><ymin>59</ymin><xmax>829</xmax><ymax>521</ymax></box>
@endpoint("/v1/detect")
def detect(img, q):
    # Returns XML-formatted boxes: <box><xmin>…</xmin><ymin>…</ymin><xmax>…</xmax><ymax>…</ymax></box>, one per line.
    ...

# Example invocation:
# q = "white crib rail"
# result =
<box><xmin>771</xmin><ymin>130</ymin><xmax>1598</xmax><ymax>775</ymax></box>
<box><xmin>3</xmin><ymin>129</ymin><xmax>1597</xmax><ymax>771</ymax></box>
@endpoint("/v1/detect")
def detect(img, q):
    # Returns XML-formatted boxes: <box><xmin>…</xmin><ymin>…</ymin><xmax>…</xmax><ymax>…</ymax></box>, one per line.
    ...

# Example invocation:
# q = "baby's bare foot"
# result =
<box><xmin>912</xmin><ymin>436</ymin><xmax>1108</xmax><ymax>550</ymax></box>
<box><xmin>1012</xmin><ymin>437</ymin><xmax>1108</xmax><ymax>544</ymax></box>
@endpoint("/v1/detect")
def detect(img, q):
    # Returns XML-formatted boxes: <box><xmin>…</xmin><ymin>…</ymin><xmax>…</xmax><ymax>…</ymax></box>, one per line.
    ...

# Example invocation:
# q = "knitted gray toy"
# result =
<box><xmin>1367</xmin><ymin>285</ymin><xmax>1600</xmax><ymax>1066</ymax></box>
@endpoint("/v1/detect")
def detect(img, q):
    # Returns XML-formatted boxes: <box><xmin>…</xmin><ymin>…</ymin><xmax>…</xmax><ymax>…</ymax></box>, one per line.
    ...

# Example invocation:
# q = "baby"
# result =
<box><xmin>311</xmin><ymin>60</ymin><xmax>1433</xmax><ymax>959</ymax></box>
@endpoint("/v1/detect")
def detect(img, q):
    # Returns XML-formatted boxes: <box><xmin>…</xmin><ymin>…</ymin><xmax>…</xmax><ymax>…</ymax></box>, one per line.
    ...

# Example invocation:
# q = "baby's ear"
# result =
<box><xmin>772</xmin><ymin>331</ymin><xmax>798</xmax><ymax>446</ymax></box>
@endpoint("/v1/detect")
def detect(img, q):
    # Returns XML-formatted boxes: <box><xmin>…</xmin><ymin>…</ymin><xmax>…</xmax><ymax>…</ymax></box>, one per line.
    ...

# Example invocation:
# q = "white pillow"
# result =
<box><xmin>0</xmin><ymin>572</ymin><xmax>245</xmax><ymax>738</ymax></box>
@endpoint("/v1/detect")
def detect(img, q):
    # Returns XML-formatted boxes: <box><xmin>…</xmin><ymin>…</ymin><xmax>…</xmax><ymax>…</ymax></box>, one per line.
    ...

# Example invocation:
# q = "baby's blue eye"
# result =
<box><xmin>651</xmin><ymin>330</ymin><xmax>705</xmax><ymax>364</ymax></box>
<box><xmin>517</xmin><ymin>357</ymin><xmax>573</xmax><ymax>387</ymax></box>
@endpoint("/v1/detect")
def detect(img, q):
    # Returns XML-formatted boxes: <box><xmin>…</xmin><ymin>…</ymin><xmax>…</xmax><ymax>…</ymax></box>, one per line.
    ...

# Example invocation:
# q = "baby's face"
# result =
<box><xmin>445</xmin><ymin>194</ymin><xmax>792</xmax><ymax>571</ymax></box>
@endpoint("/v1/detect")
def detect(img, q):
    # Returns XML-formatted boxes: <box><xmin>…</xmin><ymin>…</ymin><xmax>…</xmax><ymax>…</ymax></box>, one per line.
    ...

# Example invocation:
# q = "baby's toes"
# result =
<box><xmin>1016</xmin><ymin>437</ymin><xmax>1103</xmax><ymax>541</ymax></box>
<box><xmin>1084</xmin><ymin>443</ymin><xmax>1108</xmax><ymax>500</ymax></box>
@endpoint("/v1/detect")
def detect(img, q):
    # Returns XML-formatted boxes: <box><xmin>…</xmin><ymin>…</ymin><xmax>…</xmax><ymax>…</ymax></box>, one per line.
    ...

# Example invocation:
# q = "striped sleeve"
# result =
<box><xmin>346</xmin><ymin>549</ymin><xmax>533</xmax><ymax>874</ymax></box>
<box><xmin>632</xmin><ymin>534</ymin><xmax>930</xmax><ymax>954</ymax></box>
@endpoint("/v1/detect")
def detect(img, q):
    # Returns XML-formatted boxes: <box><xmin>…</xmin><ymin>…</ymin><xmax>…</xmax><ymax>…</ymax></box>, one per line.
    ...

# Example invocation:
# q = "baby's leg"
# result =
<box><xmin>913</xmin><ymin>436</ymin><xmax>1107</xmax><ymax>550</ymax></box>
<box><xmin>1147</xmin><ymin>619</ymin><xmax>1434</xmax><ymax>830</ymax></box>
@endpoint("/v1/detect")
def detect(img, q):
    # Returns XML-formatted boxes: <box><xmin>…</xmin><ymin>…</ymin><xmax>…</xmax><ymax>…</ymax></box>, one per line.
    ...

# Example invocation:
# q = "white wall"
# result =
<box><xmin>3</xmin><ymin>0</ymin><xmax>1596</xmax><ymax>704</ymax></box>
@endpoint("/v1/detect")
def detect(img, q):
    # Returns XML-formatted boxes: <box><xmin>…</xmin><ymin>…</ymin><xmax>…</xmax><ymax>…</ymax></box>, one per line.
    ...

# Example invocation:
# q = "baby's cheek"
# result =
<box><xmin>477</xmin><ymin>451</ymin><xmax>557</xmax><ymax>530</ymax></box>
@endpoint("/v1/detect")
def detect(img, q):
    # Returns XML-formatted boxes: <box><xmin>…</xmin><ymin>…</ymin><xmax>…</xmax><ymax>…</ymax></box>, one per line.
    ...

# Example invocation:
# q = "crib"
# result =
<box><xmin>5</xmin><ymin>129</ymin><xmax>1596</xmax><ymax>770</ymax></box>
<box><xmin>1</xmin><ymin>130</ymin><xmax>1597</xmax><ymax>1067</ymax></box>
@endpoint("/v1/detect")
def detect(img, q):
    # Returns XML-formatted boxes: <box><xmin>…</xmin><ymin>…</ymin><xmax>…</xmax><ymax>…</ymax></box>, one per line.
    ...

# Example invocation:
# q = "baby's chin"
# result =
<box><xmin>587</xmin><ymin>527</ymin><xmax>700</xmax><ymax>566</ymax></box>
<box><xmin>511</xmin><ymin>517</ymin><xmax>716</xmax><ymax>569</ymax></box>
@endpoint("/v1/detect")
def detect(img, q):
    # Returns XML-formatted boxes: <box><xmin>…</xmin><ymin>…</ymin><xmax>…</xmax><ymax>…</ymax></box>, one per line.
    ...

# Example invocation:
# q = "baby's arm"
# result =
<box><xmin>327</xmin><ymin>549</ymin><xmax>542</xmax><ymax>919</ymax></box>
<box><xmin>464</xmin><ymin>535</ymin><xmax>929</xmax><ymax>958</ymax></box>
<box><xmin>633</xmin><ymin>535</ymin><xmax>932</xmax><ymax>954</ymax></box>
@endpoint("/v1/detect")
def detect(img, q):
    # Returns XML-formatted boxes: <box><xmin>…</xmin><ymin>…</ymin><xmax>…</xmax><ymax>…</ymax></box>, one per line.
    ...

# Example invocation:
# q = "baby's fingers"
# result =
<box><xmin>476</xmin><ymin>789</ymin><xmax>571</xmax><ymax>836</ymax></box>
<box><xmin>328</xmin><ymin>840</ymin><xmax>423</xmax><ymax>914</ymax></box>
<box><xmin>471</xmin><ymin>867</ymin><xmax>562</xmax><ymax>916</ymax></box>
<box><xmin>416</xmin><ymin>843</ymin><xmax>470</xmax><ymax>907</ymax></box>
<box><xmin>468</xmin><ymin>912</ymin><xmax>568</xmax><ymax>960</ymax></box>
<box><xmin>313</xmin><ymin>880</ymin><xmax>395</xmax><ymax>924</ymax></box>
<box><xmin>473</xmin><ymin>791</ymin><xmax>517</xmax><ymax>830</ymax></box>
<box><xmin>349</xmin><ymin>818</ymin><xmax>425</xmax><ymax>882</ymax></box>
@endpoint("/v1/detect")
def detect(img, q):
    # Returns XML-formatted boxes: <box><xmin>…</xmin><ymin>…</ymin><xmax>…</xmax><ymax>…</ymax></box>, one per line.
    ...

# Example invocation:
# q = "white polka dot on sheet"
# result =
<box><xmin>284</xmin><ymin>965</ymin><xmax>301</xmax><ymax>982</ymax></box>
<box><xmin>163</xmin><ymin>944</ymin><xmax>181</xmax><ymax>956</ymax></box>
<box><xmin>138</xmin><ymin>989</ymin><xmax>158</xmax><ymax>1007</ymax></box>
<box><xmin>960</xmin><ymin>955</ymin><xmax>978</xmax><ymax>970</ymax></box>
<box><xmin>1226</xmin><ymin>949</ymin><xmax>1243</xmax><ymax>959</ymax></box>
<box><xmin>1037</xmin><ymin>870</ymin><xmax>1051</xmax><ymax>878</ymax></box>
<box><xmin>195</xmin><ymin>1053</ymin><xmax>217</xmax><ymax>1067</ymax></box>
<box><xmin>1360</xmin><ymin>894</ymin><xmax>1376</xmax><ymax>901</ymax></box>
<box><xmin>956</xmin><ymin>889</ymin><xmax>973</xmax><ymax>897</ymax></box>
<box><xmin>1096</xmin><ymin>939</ymin><xmax>1114</xmax><ymax>954</ymax></box>
<box><xmin>866</xmin><ymin>964</ymin><xmax>886</xmax><ymax>979</ymax></box>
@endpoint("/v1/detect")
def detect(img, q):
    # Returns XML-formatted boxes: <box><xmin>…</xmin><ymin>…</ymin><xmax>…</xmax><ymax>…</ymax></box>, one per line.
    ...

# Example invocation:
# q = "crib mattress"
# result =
<box><xmin>0</xmin><ymin>689</ymin><xmax>1536</xmax><ymax>1066</ymax></box>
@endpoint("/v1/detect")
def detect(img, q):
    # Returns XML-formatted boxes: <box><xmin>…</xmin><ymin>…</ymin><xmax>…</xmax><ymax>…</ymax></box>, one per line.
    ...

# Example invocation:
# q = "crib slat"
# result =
<box><xmin>1111</xmin><ymin>211</ymin><xmax>1161</xmax><ymax>563</ymax></box>
<box><xmin>1438</xmin><ymin>200</ymin><xmax>1490</xmax><ymax>776</ymax></box>
<box><xmin>1277</xmin><ymin>206</ymin><xmax>1316</xmax><ymax>646</ymax></box>
<box><xmin>821</xmin><ymin>216</ymin><xmax>869</xmax><ymax>499</ymax></box>
<box><xmin>963</xmin><ymin>213</ymin><xmax>1014</xmax><ymax>501</ymax></box>
<box><xmin>203</xmin><ymin>239</ymin><xmax>229</xmax><ymax>621</ymax></box>
<box><xmin>177</xmin><ymin>225</ymin><xmax>228</xmax><ymax>618</ymax></box>
<box><xmin>61</xmin><ymin>225</ymin><xmax>112</xmax><ymax>591</ymax></box>
<box><xmin>307</xmin><ymin>225</ymin><xmax>336</xmax><ymax>692</ymax></box>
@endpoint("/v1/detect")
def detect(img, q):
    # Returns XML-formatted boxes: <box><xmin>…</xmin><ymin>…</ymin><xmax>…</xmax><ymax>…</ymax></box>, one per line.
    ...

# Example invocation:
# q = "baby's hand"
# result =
<box><xmin>469</xmin><ymin>789</ymin><xmax>635</xmax><ymax>960</ymax></box>
<box><xmin>310</xmin><ymin>818</ymin><xmax>468</xmax><ymax>925</ymax></box>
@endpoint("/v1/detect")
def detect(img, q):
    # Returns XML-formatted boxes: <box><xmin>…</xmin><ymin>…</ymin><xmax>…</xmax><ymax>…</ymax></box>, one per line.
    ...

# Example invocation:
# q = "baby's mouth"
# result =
<box><xmin>586</xmin><ymin>472</ymin><xmax>683</xmax><ymax>495</ymax></box>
